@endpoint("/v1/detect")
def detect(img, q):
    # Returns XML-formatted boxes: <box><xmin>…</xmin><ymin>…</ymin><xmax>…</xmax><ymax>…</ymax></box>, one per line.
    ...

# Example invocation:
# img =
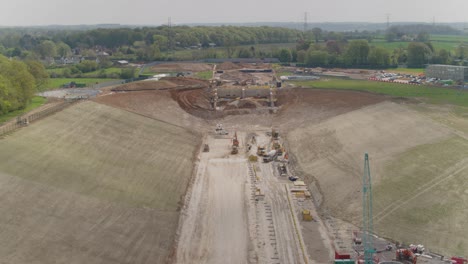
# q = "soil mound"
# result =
<box><xmin>111</xmin><ymin>80</ymin><xmax>177</xmax><ymax>91</ymax></box>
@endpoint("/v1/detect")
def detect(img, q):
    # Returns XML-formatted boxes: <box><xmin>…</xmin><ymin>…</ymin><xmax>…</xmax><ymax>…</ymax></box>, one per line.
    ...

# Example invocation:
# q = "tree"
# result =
<box><xmin>385</xmin><ymin>31</ymin><xmax>397</xmax><ymax>42</ymax></box>
<box><xmin>407</xmin><ymin>42</ymin><xmax>431</xmax><ymax>68</ymax></box>
<box><xmin>305</xmin><ymin>50</ymin><xmax>329</xmax><ymax>67</ymax></box>
<box><xmin>56</xmin><ymin>42</ymin><xmax>72</xmax><ymax>57</ymax></box>
<box><xmin>0</xmin><ymin>55</ymin><xmax>36</xmax><ymax>112</ymax></box>
<box><xmin>153</xmin><ymin>35</ymin><xmax>168</xmax><ymax>51</ymax></box>
<box><xmin>345</xmin><ymin>40</ymin><xmax>370</xmax><ymax>66</ymax></box>
<box><xmin>416</xmin><ymin>32</ymin><xmax>430</xmax><ymax>42</ymax></box>
<box><xmin>296</xmin><ymin>50</ymin><xmax>307</xmax><ymax>63</ymax></box>
<box><xmin>35</xmin><ymin>40</ymin><xmax>57</xmax><ymax>59</ymax></box>
<box><xmin>238</xmin><ymin>48</ymin><xmax>253</xmax><ymax>58</ymax></box>
<box><xmin>326</xmin><ymin>40</ymin><xmax>341</xmax><ymax>54</ymax></box>
<box><xmin>77</xmin><ymin>60</ymin><xmax>98</xmax><ymax>73</ymax></box>
<box><xmin>368</xmin><ymin>47</ymin><xmax>390</xmax><ymax>68</ymax></box>
<box><xmin>25</xmin><ymin>60</ymin><xmax>49</xmax><ymax>91</ymax></box>
<box><xmin>120</xmin><ymin>67</ymin><xmax>136</xmax><ymax>79</ymax></box>
<box><xmin>278</xmin><ymin>49</ymin><xmax>292</xmax><ymax>62</ymax></box>
<box><xmin>311</xmin><ymin>28</ymin><xmax>322</xmax><ymax>43</ymax></box>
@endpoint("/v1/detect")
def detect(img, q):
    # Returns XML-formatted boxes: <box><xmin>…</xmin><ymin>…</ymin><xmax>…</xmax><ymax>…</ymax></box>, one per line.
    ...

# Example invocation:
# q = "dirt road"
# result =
<box><xmin>176</xmin><ymin>135</ymin><xmax>251</xmax><ymax>264</ymax></box>
<box><xmin>176</xmin><ymin>131</ymin><xmax>310</xmax><ymax>264</ymax></box>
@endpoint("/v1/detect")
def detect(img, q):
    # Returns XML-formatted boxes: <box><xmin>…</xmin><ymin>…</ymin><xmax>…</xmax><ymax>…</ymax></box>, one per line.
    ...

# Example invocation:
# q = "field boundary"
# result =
<box><xmin>0</xmin><ymin>99</ymin><xmax>81</xmax><ymax>138</ymax></box>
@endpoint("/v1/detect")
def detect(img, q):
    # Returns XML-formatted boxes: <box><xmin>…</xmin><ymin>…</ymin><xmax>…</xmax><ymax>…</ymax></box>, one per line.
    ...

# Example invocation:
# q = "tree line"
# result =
<box><xmin>0</xmin><ymin>55</ymin><xmax>48</xmax><ymax>115</ymax></box>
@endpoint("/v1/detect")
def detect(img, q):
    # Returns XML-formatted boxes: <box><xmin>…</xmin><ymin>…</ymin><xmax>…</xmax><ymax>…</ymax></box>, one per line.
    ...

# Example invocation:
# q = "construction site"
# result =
<box><xmin>0</xmin><ymin>62</ymin><xmax>467</xmax><ymax>264</ymax></box>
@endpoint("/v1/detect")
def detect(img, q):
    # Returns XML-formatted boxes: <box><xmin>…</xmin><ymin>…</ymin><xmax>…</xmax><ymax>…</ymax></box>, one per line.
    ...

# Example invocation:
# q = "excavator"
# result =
<box><xmin>231</xmin><ymin>132</ymin><xmax>239</xmax><ymax>154</ymax></box>
<box><xmin>396</xmin><ymin>248</ymin><xmax>417</xmax><ymax>264</ymax></box>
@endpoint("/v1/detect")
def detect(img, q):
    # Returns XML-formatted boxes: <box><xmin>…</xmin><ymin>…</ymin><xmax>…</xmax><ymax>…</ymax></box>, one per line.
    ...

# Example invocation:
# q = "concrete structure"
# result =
<box><xmin>426</xmin><ymin>64</ymin><xmax>468</xmax><ymax>81</ymax></box>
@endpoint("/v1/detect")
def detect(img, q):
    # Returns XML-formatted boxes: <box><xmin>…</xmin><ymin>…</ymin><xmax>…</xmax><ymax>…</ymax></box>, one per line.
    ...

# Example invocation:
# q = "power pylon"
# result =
<box><xmin>362</xmin><ymin>153</ymin><xmax>375</xmax><ymax>264</ymax></box>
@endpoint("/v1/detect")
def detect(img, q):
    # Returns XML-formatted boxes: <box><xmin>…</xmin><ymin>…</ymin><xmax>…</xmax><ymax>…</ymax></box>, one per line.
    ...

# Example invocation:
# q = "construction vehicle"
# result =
<box><xmin>263</xmin><ymin>150</ymin><xmax>277</xmax><ymax>163</ymax></box>
<box><xmin>231</xmin><ymin>132</ymin><xmax>239</xmax><ymax>154</ymax></box>
<box><xmin>232</xmin><ymin>132</ymin><xmax>239</xmax><ymax>147</ymax></box>
<box><xmin>231</xmin><ymin>146</ymin><xmax>238</xmax><ymax>154</ymax></box>
<box><xmin>203</xmin><ymin>144</ymin><xmax>210</xmax><ymax>152</ymax></box>
<box><xmin>257</xmin><ymin>146</ymin><xmax>266</xmax><ymax>156</ymax></box>
<box><xmin>451</xmin><ymin>257</ymin><xmax>468</xmax><ymax>264</ymax></box>
<box><xmin>272</xmin><ymin>129</ymin><xmax>279</xmax><ymax>140</ymax></box>
<box><xmin>277</xmin><ymin>164</ymin><xmax>287</xmax><ymax>176</ymax></box>
<box><xmin>396</xmin><ymin>248</ymin><xmax>417</xmax><ymax>264</ymax></box>
<box><xmin>215</xmin><ymin>124</ymin><xmax>228</xmax><ymax>135</ymax></box>
<box><xmin>288</xmin><ymin>176</ymin><xmax>298</xmax><ymax>181</ymax></box>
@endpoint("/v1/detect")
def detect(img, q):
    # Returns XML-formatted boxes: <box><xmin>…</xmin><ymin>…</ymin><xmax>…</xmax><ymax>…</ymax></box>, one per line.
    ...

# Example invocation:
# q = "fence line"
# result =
<box><xmin>0</xmin><ymin>99</ymin><xmax>79</xmax><ymax>138</ymax></box>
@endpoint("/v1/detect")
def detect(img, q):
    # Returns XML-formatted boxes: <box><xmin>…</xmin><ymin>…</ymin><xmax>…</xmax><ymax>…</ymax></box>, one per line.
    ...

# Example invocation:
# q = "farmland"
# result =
<box><xmin>294</xmin><ymin>78</ymin><xmax>468</xmax><ymax>107</ymax></box>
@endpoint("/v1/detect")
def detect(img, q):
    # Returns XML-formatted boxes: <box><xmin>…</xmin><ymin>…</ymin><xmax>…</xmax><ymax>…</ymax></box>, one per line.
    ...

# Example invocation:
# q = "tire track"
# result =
<box><xmin>374</xmin><ymin>158</ymin><xmax>468</xmax><ymax>223</ymax></box>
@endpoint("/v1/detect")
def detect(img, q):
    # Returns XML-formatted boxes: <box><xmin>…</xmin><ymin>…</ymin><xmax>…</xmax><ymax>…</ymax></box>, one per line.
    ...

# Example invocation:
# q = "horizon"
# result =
<box><xmin>2</xmin><ymin>0</ymin><xmax>467</xmax><ymax>27</ymax></box>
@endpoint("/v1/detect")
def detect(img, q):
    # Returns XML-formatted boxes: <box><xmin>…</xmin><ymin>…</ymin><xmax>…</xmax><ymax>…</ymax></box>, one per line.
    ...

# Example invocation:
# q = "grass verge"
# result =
<box><xmin>0</xmin><ymin>96</ymin><xmax>47</xmax><ymax>124</ymax></box>
<box><xmin>195</xmin><ymin>71</ymin><xmax>213</xmax><ymax>80</ymax></box>
<box><xmin>47</xmin><ymin>78</ymin><xmax>118</xmax><ymax>89</ymax></box>
<box><xmin>294</xmin><ymin>78</ymin><xmax>468</xmax><ymax>107</ymax></box>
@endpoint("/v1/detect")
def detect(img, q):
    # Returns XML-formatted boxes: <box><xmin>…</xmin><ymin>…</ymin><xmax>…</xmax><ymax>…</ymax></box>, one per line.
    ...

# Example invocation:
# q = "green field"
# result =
<box><xmin>0</xmin><ymin>96</ymin><xmax>47</xmax><ymax>124</ymax></box>
<box><xmin>294</xmin><ymin>79</ymin><xmax>468</xmax><ymax>106</ymax></box>
<box><xmin>384</xmin><ymin>68</ymin><xmax>424</xmax><ymax>75</ymax></box>
<box><xmin>82</xmin><ymin>67</ymin><xmax>122</xmax><ymax>77</ymax></box>
<box><xmin>195</xmin><ymin>71</ymin><xmax>213</xmax><ymax>80</ymax></box>
<box><xmin>47</xmin><ymin>78</ymin><xmax>118</xmax><ymax>89</ymax></box>
<box><xmin>372</xmin><ymin>34</ymin><xmax>467</xmax><ymax>53</ymax></box>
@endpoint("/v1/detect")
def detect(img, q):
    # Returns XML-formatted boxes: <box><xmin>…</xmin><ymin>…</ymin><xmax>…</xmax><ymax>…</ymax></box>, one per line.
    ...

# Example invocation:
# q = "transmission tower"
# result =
<box><xmin>386</xmin><ymin>14</ymin><xmax>390</xmax><ymax>29</ymax></box>
<box><xmin>362</xmin><ymin>153</ymin><xmax>375</xmax><ymax>264</ymax></box>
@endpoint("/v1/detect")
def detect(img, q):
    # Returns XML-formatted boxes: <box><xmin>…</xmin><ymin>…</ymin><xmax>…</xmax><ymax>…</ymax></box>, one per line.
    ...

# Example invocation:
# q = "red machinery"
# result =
<box><xmin>396</xmin><ymin>249</ymin><xmax>417</xmax><ymax>264</ymax></box>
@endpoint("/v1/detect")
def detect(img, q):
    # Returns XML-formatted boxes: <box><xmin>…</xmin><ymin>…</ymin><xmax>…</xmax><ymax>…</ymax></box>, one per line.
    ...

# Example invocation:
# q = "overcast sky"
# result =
<box><xmin>1</xmin><ymin>0</ymin><xmax>467</xmax><ymax>26</ymax></box>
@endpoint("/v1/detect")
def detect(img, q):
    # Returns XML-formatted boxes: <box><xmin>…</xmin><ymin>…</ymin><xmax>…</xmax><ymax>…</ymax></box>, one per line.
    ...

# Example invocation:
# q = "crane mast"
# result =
<box><xmin>362</xmin><ymin>153</ymin><xmax>375</xmax><ymax>264</ymax></box>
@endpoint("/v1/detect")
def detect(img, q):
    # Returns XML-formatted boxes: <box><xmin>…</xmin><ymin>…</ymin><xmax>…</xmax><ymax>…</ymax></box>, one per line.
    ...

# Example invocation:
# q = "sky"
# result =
<box><xmin>1</xmin><ymin>0</ymin><xmax>467</xmax><ymax>26</ymax></box>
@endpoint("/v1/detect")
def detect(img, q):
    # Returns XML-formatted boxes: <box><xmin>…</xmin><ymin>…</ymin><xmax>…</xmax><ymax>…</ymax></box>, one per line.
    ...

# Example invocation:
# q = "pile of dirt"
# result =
<box><xmin>150</xmin><ymin>63</ymin><xmax>212</xmax><ymax>72</ymax></box>
<box><xmin>111</xmin><ymin>80</ymin><xmax>177</xmax><ymax>91</ymax></box>
<box><xmin>94</xmin><ymin>90</ymin><xmax>208</xmax><ymax>130</ymax></box>
<box><xmin>161</xmin><ymin>77</ymin><xmax>210</xmax><ymax>88</ymax></box>
<box><xmin>217</xmin><ymin>62</ymin><xmax>242</xmax><ymax>70</ymax></box>
<box><xmin>170</xmin><ymin>88</ymin><xmax>222</xmax><ymax>120</ymax></box>
<box><xmin>219</xmin><ymin>71</ymin><xmax>254</xmax><ymax>82</ymax></box>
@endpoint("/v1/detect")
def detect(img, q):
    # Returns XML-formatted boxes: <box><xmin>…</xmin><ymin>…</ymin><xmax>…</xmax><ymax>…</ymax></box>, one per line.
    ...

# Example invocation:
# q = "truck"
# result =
<box><xmin>263</xmin><ymin>150</ymin><xmax>277</xmax><ymax>163</ymax></box>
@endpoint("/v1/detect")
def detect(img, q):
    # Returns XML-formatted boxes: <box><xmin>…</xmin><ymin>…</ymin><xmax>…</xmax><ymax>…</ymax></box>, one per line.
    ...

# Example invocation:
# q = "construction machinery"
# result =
<box><xmin>203</xmin><ymin>144</ymin><xmax>210</xmax><ymax>152</ymax></box>
<box><xmin>263</xmin><ymin>149</ymin><xmax>277</xmax><ymax>163</ymax></box>
<box><xmin>231</xmin><ymin>132</ymin><xmax>239</xmax><ymax>154</ymax></box>
<box><xmin>215</xmin><ymin>124</ymin><xmax>228</xmax><ymax>135</ymax></box>
<box><xmin>362</xmin><ymin>153</ymin><xmax>375</xmax><ymax>264</ymax></box>
<box><xmin>257</xmin><ymin>146</ymin><xmax>266</xmax><ymax>156</ymax></box>
<box><xmin>272</xmin><ymin>129</ymin><xmax>279</xmax><ymax>140</ymax></box>
<box><xmin>396</xmin><ymin>249</ymin><xmax>417</xmax><ymax>264</ymax></box>
<box><xmin>277</xmin><ymin>163</ymin><xmax>287</xmax><ymax>176</ymax></box>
